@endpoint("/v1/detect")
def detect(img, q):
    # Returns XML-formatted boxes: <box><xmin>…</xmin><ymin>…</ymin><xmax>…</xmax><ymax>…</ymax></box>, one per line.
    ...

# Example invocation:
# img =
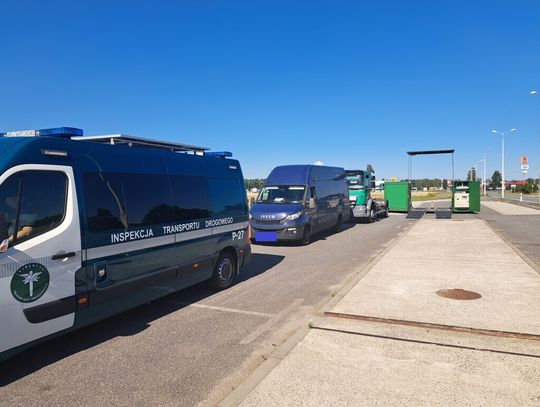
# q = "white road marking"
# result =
<box><xmin>240</xmin><ymin>298</ymin><xmax>304</xmax><ymax>345</ymax></box>
<box><xmin>163</xmin><ymin>300</ymin><xmax>276</xmax><ymax>319</ymax></box>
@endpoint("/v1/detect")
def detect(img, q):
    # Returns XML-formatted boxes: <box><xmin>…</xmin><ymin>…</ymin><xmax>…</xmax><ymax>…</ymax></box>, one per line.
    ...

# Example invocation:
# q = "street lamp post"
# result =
<box><xmin>531</xmin><ymin>90</ymin><xmax>539</xmax><ymax>206</ymax></box>
<box><xmin>491</xmin><ymin>128</ymin><xmax>517</xmax><ymax>199</ymax></box>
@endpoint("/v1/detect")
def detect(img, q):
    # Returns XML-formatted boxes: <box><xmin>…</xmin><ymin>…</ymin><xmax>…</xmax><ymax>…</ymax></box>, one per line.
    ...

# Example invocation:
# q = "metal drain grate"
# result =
<box><xmin>436</xmin><ymin>288</ymin><xmax>481</xmax><ymax>300</ymax></box>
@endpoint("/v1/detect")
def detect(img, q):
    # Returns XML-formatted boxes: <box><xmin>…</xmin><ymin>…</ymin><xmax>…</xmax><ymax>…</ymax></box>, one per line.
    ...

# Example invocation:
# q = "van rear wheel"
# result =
<box><xmin>333</xmin><ymin>215</ymin><xmax>342</xmax><ymax>233</ymax></box>
<box><xmin>210</xmin><ymin>252</ymin><xmax>236</xmax><ymax>290</ymax></box>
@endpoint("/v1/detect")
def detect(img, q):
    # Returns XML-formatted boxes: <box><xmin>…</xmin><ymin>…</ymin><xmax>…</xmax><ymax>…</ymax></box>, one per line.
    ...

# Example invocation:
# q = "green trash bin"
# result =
<box><xmin>452</xmin><ymin>180</ymin><xmax>480</xmax><ymax>213</ymax></box>
<box><xmin>384</xmin><ymin>181</ymin><xmax>411</xmax><ymax>212</ymax></box>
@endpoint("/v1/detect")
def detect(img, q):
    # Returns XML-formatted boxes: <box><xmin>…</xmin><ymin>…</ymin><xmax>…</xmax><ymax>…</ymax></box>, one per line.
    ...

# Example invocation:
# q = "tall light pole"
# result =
<box><xmin>531</xmin><ymin>90</ymin><xmax>539</xmax><ymax>205</ymax></box>
<box><xmin>491</xmin><ymin>128</ymin><xmax>517</xmax><ymax>199</ymax></box>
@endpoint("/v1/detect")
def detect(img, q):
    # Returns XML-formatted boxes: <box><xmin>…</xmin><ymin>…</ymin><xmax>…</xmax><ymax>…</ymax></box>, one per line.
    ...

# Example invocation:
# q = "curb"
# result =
<box><xmin>480</xmin><ymin>216</ymin><xmax>540</xmax><ymax>276</ymax></box>
<box><xmin>319</xmin><ymin>218</ymin><xmax>419</xmax><ymax>314</ymax></box>
<box><xmin>217</xmin><ymin>216</ymin><xmax>419</xmax><ymax>406</ymax></box>
<box><xmin>217</xmin><ymin>327</ymin><xmax>309</xmax><ymax>407</ymax></box>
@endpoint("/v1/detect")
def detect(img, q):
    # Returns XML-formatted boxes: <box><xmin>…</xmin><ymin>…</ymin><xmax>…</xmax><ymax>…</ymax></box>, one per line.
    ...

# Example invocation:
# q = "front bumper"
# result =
<box><xmin>351</xmin><ymin>205</ymin><xmax>368</xmax><ymax>217</ymax></box>
<box><xmin>250</xmin><ymin>225</ymin><xmax>306</xmax><ymax>242</ymax></box>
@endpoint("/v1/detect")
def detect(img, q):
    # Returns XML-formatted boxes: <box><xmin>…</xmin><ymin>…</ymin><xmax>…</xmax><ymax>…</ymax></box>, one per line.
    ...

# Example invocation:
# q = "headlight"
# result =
<box><xmin>286</xmin><ymin>211</ymin><xmax>303</xmax><ymax>221</ymax></box>
<box><xmin>249</xmin><ymin>213</ymin><xmax>252</xmax><ymax>220</ymax></box>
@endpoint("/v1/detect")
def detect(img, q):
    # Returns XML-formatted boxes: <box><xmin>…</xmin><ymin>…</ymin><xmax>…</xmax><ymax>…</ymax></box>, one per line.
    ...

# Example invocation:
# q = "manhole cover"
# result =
<box><xmin>436</xmin><ymin>289</ymin><xmax>481</xmax><ymax>300</ymax></box>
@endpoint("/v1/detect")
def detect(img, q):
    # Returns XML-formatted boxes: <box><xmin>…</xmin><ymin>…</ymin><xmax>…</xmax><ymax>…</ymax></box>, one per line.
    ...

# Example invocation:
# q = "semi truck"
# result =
<box><xmin>346</xmin><ymin>166</ymin><xmax>388</xmax><ymax>222</ymax></box>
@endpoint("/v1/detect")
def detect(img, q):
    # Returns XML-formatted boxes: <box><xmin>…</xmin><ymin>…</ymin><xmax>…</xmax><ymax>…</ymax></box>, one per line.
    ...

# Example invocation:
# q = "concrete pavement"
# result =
<box><xmin>226</xmin><ymin>216</ymin><xmax>540</xmax><ymax>406</ymax></box>
<box><xmin>481</xmin><ymin>201</ymin><xmax>540</xmax><ymax>215</ymax></box>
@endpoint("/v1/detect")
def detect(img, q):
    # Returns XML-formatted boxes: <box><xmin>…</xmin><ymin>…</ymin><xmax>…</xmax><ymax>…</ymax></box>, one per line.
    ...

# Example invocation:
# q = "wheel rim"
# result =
<box><xmin>217</xmin><ymin>258</ymin><xmax>233</xmax><ymax>285</ymax></box>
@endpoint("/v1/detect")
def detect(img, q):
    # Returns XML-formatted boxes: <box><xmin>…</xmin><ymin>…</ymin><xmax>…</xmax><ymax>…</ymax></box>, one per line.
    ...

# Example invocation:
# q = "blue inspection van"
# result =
<box><xmin>250</xmin><ymin>165</ymin><xmax>350</xmax><ymax>245</ymax></box>
<box><xmin>0</xmin><ymin>127</ymin><xmax>250</xmax><ymax>361</ymax></box>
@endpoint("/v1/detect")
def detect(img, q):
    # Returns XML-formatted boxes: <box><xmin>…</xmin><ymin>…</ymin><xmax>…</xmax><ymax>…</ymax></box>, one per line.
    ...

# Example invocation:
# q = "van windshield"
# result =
<box><xmin>257</xmin><ymin>186</ymin><xmax>306</xmax><ymax>204</ymax></box>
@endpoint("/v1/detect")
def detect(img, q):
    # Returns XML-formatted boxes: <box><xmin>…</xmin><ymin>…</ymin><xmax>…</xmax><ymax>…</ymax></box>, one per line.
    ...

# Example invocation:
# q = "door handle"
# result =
<box><xmin>52</xmin><ymin>252</ymin><xmax>76</xmax><ymax>260</ymax></box>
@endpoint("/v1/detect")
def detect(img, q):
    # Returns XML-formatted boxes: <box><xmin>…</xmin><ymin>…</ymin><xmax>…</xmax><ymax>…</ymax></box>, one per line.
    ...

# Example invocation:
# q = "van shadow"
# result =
<box><xmin>0</xmin><ymin>253</ymin><xmax>284</xmax><ymax>386</ymax></box>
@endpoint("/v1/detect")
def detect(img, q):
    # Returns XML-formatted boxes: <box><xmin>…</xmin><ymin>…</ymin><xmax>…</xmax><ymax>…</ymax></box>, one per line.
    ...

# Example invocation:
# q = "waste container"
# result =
<box><xmin>452</xmin><ymin>180</ymin><xmax>480</xmax><ymax>213</ymax></box>
<box><xmin>384</xmin><ymin>181</ymin><xmax>411</xmax><ymax>212</ymax></box>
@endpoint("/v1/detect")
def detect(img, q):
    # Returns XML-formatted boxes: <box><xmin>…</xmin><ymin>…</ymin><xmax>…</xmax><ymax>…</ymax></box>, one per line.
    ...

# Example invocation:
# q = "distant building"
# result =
<box><xmin>507</xmin><ymin>180</ymin><xmax>527</xmax><ymax>187</ymax></box>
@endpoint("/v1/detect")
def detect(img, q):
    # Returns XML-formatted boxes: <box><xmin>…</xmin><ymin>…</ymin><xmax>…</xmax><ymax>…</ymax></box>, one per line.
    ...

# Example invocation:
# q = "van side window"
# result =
<box><xmin>84</xmin><ymin>173</ymin><xmax>127</xmax><ymax>232</ymax></box>
<box><xmin>0</xmin><ymin>171</ymin><xmax>67</xmax><ymax>245</ymax></box>
<box><xmin>208</xmin><ymin>178</ymin><xmax>246</xmax><ymax>216</ymax></box>
<box><xmin>119</xmin><ymin>173</ymin><xmax>173</xmax><ymax>227</ymax></box>
<box><xmin>84</xmin><ymin>172</ymin><xmax>175</xmax><ymax>232</ymax></box>
<box><xmin>169</xmin><ymin>175</ymin><xmax>211</xmax><ymax>220</ymax></box>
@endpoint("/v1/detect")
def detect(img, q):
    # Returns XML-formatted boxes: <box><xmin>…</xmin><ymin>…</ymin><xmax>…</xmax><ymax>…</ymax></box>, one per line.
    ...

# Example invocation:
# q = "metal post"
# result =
<box><xmin>483</xmin><ymin>153</ymin><xmax>487</xmax><ymax>197</ymax></box>
<box><xmin>451</xmin><ymin>152</ymin><xmax>454</xmax><ymax>182</ymax></box>
<box><xmin>501</xmin><ymin>134</ymin><xmax>505</xmax><ymax>199</ymax></box>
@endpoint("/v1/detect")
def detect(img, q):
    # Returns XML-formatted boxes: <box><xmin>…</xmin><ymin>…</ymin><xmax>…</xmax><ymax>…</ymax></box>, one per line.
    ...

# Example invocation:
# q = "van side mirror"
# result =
<box><xmin>308</xmin><ymin>198</ymin><xmax>316</xmax><ymax>209</ymax></box>
<box><xmin>370</xmin><ymin>181</ymin><xmax>376</xmax><ymax>189</ymax></box>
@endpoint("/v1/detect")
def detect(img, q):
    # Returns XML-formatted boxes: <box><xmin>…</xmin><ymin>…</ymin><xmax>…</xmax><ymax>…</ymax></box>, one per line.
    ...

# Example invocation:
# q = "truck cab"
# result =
<box><xmin>346</xmin><ymin>165</ymin><xmax>388</xmax><ymax>222</ymax></box>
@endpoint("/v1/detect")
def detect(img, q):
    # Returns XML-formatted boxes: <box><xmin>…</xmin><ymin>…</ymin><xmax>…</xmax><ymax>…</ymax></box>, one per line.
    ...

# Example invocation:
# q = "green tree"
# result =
<box><xmin>245</xmin><ymin>178</ymin><xmax>265</xmax><ymax>190</ymax></box>
<box><xmin>490</xmin><ymin>170</ymin><xmax>502</xmax><ymax>189</ymax></box>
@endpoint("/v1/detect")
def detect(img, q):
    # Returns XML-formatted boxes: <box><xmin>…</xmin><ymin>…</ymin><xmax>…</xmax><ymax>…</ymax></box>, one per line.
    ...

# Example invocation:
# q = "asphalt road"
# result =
<box><xmin>479</xmin><ymin>204</ymin><xmax>540</xmax><ymax>269</ymax></box>
<box><xmin>0</xmin><ymin>213</ymin><xmax>410</xmax><ymax>407</ymax></box>
<box><xmin>486</xmin><ymin>190</ymin><xmax>540</xmax><ymax>205</ymax></box>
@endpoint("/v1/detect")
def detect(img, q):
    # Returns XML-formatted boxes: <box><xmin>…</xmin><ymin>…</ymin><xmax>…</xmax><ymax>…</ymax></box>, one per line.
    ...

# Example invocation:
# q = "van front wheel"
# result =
<box><xmin>301</xmin><ymin>225</ymin><xmax>311</xmax><ymax>245</ymax></box>
<box><xmin>210</xmin><ymin>252</ymin><xmax>236</xmax><ymax>290</ymax></box>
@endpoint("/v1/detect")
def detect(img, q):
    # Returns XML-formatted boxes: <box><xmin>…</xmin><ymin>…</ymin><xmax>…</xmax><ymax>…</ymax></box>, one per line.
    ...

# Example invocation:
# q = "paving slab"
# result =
<box><xmin>232</xmin><ymin>216</ymin><xmax>540</xmax><ymax>407</ymax></box>
<box><xmin>481</xmin><ymin>201</ymin><xmax>540</xmax><ymax>215</ymax></box>
<box><xmin>331</xmin><ymin>219</ymin><xmax>540</xmax><ymax>335</ymax></box>
<box><xmin>239</xmin><ymin>328</ymin><xmax>540</xmax><ymax>407</ymax></box>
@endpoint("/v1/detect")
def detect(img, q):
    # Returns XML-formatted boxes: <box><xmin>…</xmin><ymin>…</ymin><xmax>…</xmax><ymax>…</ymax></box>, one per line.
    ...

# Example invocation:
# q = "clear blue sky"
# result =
<box><xmin>1</xmin><ymin>0</ymin><xmax>539</xmax><ymax>181</ymax></box>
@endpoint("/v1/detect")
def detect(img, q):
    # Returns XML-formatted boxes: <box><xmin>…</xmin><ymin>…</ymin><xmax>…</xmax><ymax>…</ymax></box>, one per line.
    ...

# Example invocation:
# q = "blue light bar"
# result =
<box><xmin>37</xmin><ymin>127</ymin><xmax>83</xmax><ymax>137</ymax></box>
<box><xmin>205</xmin><ymin>151</ymin><xmax>233</xmax><ymax>158</ymax></box>
<box><xmin>0</xmin><ymin>127</ymin><xmax>83</xmax><ymax>138</ymax></box>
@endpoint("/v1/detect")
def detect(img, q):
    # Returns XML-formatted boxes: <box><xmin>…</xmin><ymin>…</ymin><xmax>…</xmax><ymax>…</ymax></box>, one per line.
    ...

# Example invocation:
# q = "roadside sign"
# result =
<box><xmin>521</xmin><ymin>164</ymin><xmax>529</xmax><ymax>174</ymax></box>
<box><xmin>521</xmin><ymin>156</ymin><xmax>528</xmax><ymax>165</ymax></box>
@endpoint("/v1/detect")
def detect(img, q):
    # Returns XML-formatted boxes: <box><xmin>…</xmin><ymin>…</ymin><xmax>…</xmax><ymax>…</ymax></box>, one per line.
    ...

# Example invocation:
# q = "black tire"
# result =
<box><xmin>333</xmin><ymin>215</ymin><xmax>342</xmax><ymax>233</ymax></box>
<box><xmin>210</xmin><ymin>251</ymin><xmax>236</xmax><ymax>290</ymax></box>
<box><xmin>383</xmin><ymin>205</ymin><xmax>389</xmax><ymax>218</ymax></box>
<box><xmin>301</xmin><ymin>225</ymin><xmax>311</xmax><ymax>245</ymax></box>
<box><xmin>368</xmin><ymin>206</ymin><xmax>376</xmax><ymax>223</ymax></box>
